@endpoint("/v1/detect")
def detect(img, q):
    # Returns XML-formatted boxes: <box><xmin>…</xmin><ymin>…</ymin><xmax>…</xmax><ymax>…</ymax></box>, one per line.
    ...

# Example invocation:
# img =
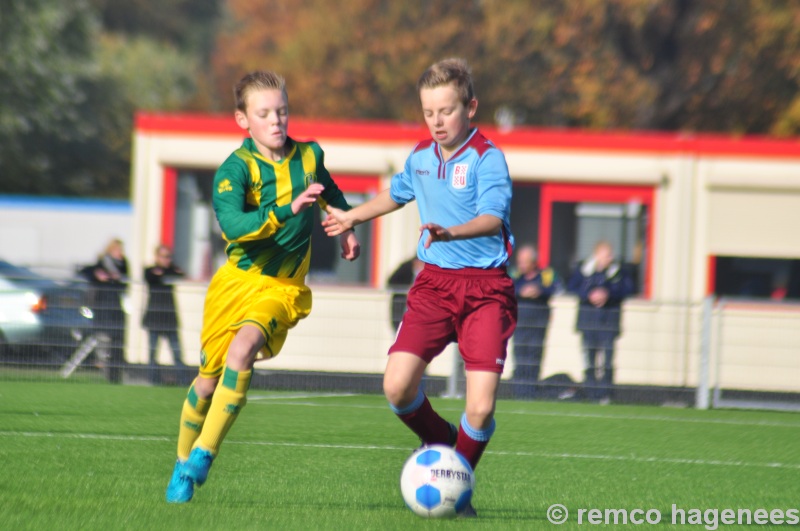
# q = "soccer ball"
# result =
<box><xmin>399</xmin><ymin>444</ymin><xmax>475</xmax><ymax>518</ymax></box>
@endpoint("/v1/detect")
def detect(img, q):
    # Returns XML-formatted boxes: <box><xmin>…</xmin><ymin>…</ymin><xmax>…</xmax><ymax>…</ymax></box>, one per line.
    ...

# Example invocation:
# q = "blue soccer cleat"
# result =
<box><xmin>184</xmin><ymin>447</ymin><xmax>215</xmax><ymax>486</ymax></box>
<box><xmin>165</xmin><ymin>460</ymin><xmax>193</xmax><ymax>503</ymax></box>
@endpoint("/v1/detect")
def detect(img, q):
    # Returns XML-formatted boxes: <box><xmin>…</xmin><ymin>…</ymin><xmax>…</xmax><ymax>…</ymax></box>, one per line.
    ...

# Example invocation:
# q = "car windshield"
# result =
<box><xmin>0</xmin><ymin>260</ymin><xmax>59</xmax><ymax>290</ymax></box>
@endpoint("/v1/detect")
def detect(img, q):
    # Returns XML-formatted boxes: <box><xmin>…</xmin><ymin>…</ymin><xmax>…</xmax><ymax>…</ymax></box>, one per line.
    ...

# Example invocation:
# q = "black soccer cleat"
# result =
<box><xmin>418</xmin><ymin>422</ymin><xmax>459</xmax><ymax>449</ymax></box>
<box><xmin>447</xmin><ymin>422</ymin><xmax>458</xmax><ymax>447</ymax></box>
<box><xmin>458</xmin><ymin>502</ymin><xmax>478</xmax><ymax>518</ymax></box>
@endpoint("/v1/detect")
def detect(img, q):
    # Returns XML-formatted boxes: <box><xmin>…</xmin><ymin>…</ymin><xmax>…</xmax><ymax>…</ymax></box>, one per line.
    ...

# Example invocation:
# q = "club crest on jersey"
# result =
<box><xmin>246</xmin><ymin>180</ymin><xmax>262</xmax><ymax>206</ymax></box>
<box><xmin>452</xmin><ymin>164</ymin><xmax>468</xmax><ymax>189</ymax></box>
<box><xmin>304</xmin><ymin>173</ymin><xmax>318</xmax><ymax>188</ymax></box>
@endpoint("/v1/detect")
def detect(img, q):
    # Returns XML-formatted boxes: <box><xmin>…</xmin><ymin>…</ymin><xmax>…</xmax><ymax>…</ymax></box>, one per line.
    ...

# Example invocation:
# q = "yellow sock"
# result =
<box><xmin>176</xmin><ymin>381</ymin><xmax>211</xmax><ymax>461</ymax></box>
<box><xmin>195</xmin><ymin>367</ymin><xmax>252</xmax><ymax>456</ymax></box>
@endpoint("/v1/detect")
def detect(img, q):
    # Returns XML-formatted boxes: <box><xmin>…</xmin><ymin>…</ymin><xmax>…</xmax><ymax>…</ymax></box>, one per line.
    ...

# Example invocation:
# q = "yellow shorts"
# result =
<box><xmin>198</xmin><ymin>262</ymin><xmax>312</xmax><ymax>378</ymax></box>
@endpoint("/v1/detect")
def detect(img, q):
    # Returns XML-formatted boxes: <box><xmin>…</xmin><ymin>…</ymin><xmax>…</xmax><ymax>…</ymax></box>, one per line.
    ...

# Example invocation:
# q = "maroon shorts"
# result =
<box><xmin>389</xmin><ymin>263</ymin><xmax>518</xmax><ymax>373</ymax></box>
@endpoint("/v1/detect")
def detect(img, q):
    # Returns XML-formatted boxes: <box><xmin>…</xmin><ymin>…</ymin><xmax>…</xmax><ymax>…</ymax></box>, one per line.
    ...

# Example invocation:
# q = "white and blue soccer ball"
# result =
<box><xmin>400</xmin><ymin>444</ymin><xmax>475</xmax><ymax>518</ymax></box>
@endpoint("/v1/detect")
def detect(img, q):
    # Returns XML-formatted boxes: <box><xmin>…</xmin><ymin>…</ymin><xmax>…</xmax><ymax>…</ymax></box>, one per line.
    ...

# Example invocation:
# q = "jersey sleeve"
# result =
<box><xmin>475</xmin><ymin>148</ymin><xmax>512</xmax><ymax>221</ymax></box>
<box><xmin>212</xmin><ymin>156</ymin><xmax>293</xmax><ymax>243</ymax></box>
<box><xmin>389</xmin><ymin>151</ymin><xmax>416</xmax><ymax>205</ymax></box>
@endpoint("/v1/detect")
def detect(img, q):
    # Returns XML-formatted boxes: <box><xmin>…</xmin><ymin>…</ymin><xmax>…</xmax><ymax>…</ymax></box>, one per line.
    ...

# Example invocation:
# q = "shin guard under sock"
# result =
<box><xmin>176</xmin><ymin>381</ymin><xmax>211</xmax><ymax>461</ymax></box>
<box><xmin>195</xmin><ymin>367</ymin><xmax>252</xmax><ymax>455</ymax></box>
<box><xmin>390</xmin><ymin>389</ymin><xmax>452</xmax><ymax>445</ymax></box>
<box><xmin>456</xmin><ymin>413</ymin><xmax>496</xmax><ymax>470</ymax></box>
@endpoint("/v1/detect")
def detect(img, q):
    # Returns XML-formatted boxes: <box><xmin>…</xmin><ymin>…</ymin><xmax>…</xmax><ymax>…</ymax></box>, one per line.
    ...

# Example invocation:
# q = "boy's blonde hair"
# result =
<box><xmin>417</xmin><ymin>58</ymin><xmax>475</xmax><ymax>106</ymax></box>
<box><xmin>234</xmin><ymin>70</ymin><xmax>287</xmax><ymax>112</ymax></box>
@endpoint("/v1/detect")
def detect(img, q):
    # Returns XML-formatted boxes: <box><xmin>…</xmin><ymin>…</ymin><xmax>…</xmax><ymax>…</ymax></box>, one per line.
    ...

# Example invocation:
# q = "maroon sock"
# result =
<box><xmin>456</xmin><ymin>425</ymin><xmax>490</xmax><ymax>470</ymax></box>
<box><xmin>396</xmin><ymin>395</ymin><xmax>452</xmax><ymax>445</ymax></box>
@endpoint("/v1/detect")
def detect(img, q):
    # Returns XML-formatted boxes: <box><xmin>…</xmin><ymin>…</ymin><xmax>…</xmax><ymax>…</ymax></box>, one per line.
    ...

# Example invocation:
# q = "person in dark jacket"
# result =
<box><xmin>567</xmin><ymin>241</ymin><xmax>635</xmax><ymax>403</ymax></box>
<box><xmin>511</xmin><ymin>244</ymin><xmax>562</xmax><ymax>399</ymax></box>
<box><xmin>143</xmin><ymin>244</ymin><xmax>186</xmax><ymax>384</ymax></box>
<box><xmin>83</xmin><ymin>238</ymin><xmax>129</xmax><ymax>383</ymax></box>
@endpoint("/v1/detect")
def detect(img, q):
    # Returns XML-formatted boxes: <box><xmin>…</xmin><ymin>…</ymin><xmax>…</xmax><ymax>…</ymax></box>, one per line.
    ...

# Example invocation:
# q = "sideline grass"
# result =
<box><xmin>1</xmin><ymin>381</ymin><xmax>799</xmax><ymax>530</ymax></box>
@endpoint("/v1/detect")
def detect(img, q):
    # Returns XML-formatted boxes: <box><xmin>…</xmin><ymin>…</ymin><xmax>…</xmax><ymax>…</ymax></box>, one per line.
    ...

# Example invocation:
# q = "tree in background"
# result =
<box><xmin>213</xmin><ymin>0</ymin><xmax>800</xmax><ymax>135</ymax></box>
<box><xmin>212</xmin><ymin>0</ymin><xmax>485</xmax><ymax>121</ymax></box>
<box><xmin>0</xmin><ymin>1</ymin><xmax>101</xmax><ymax>195</ymax></box>
<box><xmin>0</xmin><ymin>0</ymin><xmax>220</xmax><ymax>198</ymax></box>
<box><xmin>90</xmin><ymin>0</ymin><xmax>221</xmax><ymax>110</ymax></box>
<box><xmin>1</xmin><ymin>0</ymin><xmax>799</xmax><ymax>198</ymax></box>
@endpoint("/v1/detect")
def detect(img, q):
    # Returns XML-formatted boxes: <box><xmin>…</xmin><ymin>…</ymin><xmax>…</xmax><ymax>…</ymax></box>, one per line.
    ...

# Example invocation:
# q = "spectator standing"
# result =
<box><xmin>511</xmin><ymin>244</ymin><xmax>562</xmax><ymax>399</ymax></box>
<box><xmin>567</xmin><ymin>241</ymin><xmax>634</xmax><ymax>404</ymax></box>
<box><xmin>143</xmin><ymin>244</ymin><xmax>187</xmax><ymax>384</ymax></box>
<box><xmin>84</xmin><ymin>238</ymin><xmax>129</xmax><ymax>383</ymax></box>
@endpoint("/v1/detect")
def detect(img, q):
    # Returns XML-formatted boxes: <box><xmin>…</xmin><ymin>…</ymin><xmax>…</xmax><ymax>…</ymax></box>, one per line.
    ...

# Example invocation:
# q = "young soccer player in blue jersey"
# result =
<box><xmin>165</xmin><ymin>70</ymin><xmax>360</xmax><ymax>503</ymax></box>
<box><xmin>323</xmin><ymin>58</ymin><xmax>517</xmax><ymax>517</ymax></box>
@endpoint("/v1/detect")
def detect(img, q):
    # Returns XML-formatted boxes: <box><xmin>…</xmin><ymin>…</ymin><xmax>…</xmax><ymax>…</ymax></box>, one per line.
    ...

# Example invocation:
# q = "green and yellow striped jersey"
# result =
<box><xmin>212</xmin><ymin>137</ymin><xmax>351</xmax><ymax>279</ymax></box>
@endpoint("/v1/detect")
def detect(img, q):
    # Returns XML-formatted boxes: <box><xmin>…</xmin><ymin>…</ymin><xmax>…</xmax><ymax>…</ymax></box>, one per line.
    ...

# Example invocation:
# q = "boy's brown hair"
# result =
<box><xmin>234</xmin><ymin>70</ymin><xmax>287</xmax><ymax>112</ymax></box>
<box><xmin>416</xmin><ymin>58</ymin><xmax>475</xmax><ymax>106</ymax></box>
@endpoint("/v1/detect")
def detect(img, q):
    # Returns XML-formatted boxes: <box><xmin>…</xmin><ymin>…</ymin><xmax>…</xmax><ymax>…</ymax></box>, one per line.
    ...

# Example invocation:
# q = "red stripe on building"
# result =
<box><xmin>160</xmin><ymin>167</ymin><xmax>178</xmax><ymax>248</ymax></box>
<box><xmin>135</xmin><ymin>112</ymin><xmax>800</xmax><ymax>159</ymax></box>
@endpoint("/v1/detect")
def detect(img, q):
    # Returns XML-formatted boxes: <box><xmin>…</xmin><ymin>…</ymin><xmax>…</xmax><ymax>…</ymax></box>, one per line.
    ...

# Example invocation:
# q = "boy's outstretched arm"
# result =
<box><xmin>322</xmin><ymin>189</ymin><xmax>403</xmax><ymax>236</ymax></box>
<box><xmin>420</xmin><ymin>214</ymin><xmax>502</xmax><ymax>248</ymax></box>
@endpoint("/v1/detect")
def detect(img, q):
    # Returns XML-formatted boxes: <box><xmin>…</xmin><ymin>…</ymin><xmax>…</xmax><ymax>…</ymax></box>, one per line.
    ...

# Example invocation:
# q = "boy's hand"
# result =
<box><xmin>420</xmin><ymin>223</ymin><xmax>453</xmax><ymax>248</ymax></box>
<box><xmin>340</xmin><ymin>230</ymin><xmax>361</xmax><ymax>261</ymax></box>
<box><xmin>292</xmin><ymin>183</ymin><xmax>324</xmax><ymax>214</ymax></box>
<box><xmin>322</xmin><ymin>206</ymin><xmax>353</xmax><ymax>236</ymax></box>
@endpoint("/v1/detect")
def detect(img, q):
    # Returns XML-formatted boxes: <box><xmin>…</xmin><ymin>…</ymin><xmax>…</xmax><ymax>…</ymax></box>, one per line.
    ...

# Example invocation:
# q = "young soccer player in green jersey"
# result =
<box><xmin>166</xmin><ymin>70</ymin><xmax>360</xmax><ymax>503</ymax></box>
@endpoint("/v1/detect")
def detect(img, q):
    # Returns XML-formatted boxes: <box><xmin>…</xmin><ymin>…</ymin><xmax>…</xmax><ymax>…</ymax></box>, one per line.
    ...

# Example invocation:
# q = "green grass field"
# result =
<box><xmin>1</xmin><ymin>380</ymin><xmax>799</xmax><ymax>530</ymax></box>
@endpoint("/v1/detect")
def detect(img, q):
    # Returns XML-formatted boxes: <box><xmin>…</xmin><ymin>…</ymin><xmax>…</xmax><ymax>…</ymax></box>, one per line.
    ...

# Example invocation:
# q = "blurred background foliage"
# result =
<box><xmin>1</xmin><ymin>0</ymin><xmax>799</xmax><ymax>198</ymax></box>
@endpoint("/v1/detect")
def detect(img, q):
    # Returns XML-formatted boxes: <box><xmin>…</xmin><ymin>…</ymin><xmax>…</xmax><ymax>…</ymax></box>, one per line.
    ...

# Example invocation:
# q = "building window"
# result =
<box><xmin>307</xmin><ymin>191</ymin><xmax>374</xmax><ymax>285</ymax></box>
<box><xmin>711</xmin><ymin>256</ymin><xmax>800</xmax><ymax>301</ymax></box>
<box><xmin>536</xmin><ymin>182</ymin><xmax>654</xmax><ymax>297</ymax></box>
<box><xmin>510</xmin><ymin>183</ymin><xmax>541</xmax><ymax>250</ymax></box>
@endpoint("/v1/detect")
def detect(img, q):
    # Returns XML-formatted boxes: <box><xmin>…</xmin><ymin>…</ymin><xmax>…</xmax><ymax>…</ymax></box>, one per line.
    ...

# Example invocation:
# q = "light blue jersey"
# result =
<box><xmin>390</xmin><ymin>128</ymin><xmax>514</xmax><ymax>269</ymax></box>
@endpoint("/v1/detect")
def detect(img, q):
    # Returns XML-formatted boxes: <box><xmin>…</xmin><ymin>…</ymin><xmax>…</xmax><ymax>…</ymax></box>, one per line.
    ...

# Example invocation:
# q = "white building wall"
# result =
<box><xmin>123</xmin><ymin>124</ymin><xmax>800</xmax><ymax>392</ymax></box>
<box><xmin>4</xmin><ymin>125</ymin><xmax>799</xmax><ymax>393</ymax></box>
<box><xmin>0</xmin><ymin>197</ymin><xmax>133</xmax><ymax>275</ymax></box>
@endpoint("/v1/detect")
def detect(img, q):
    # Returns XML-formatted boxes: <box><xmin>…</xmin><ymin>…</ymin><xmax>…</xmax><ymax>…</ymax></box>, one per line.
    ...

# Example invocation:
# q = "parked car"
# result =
<box><xmin>0</xmin><ymin>260</ymin><xmax>94</xmax><ymax>365</ymax></box>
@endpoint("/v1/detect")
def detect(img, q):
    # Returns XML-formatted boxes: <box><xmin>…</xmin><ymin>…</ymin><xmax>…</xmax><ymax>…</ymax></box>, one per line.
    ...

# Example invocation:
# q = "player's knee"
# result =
<box><xmin>194</xmin><ymin>376</ymin><xmax>218</xmax><ymax>398</ymax></box>
<box><xmin>227</xmin><ymin>334</ymin><xmax>262</xmax><ymax>370</ymax></box>
<box><xmin>227</xmin><ymin>344</ymin><xmax>254</xmax><ymax>368</ymax></box>
<box><xmin>383</xmin><ymin>374</ymin><xmax>416</xmax><ymax>406</ymax></box>
<box><xmin>382</xmin><ymin>377</ymin><xmax>402</xmax><ymax>404</ymax></box>
<box><xmin>464</xmin><ymin>402</ymin><xmax>495</xmax><ymax>428</ymax></box>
